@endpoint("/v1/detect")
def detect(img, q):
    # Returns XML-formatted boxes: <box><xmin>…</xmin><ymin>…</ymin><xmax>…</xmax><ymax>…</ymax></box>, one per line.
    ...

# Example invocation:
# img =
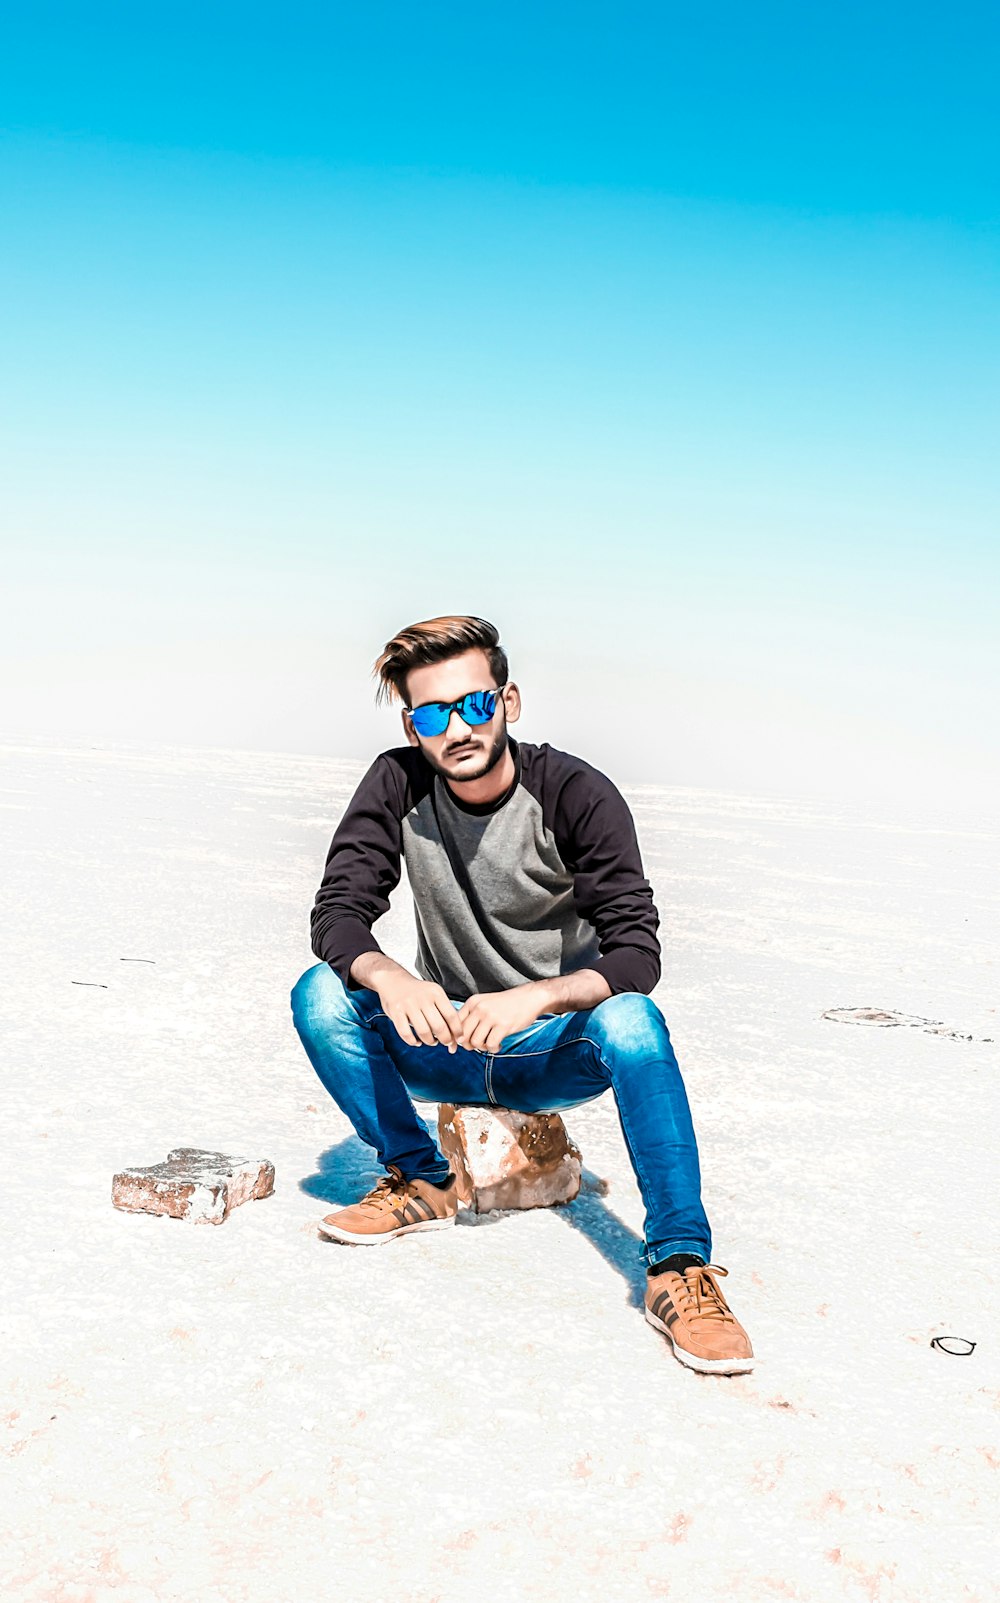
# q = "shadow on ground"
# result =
<box><xmin>300</xmin><ymin>1131</ymin><xmax>648</xmax><ymax>1308</ymax></box>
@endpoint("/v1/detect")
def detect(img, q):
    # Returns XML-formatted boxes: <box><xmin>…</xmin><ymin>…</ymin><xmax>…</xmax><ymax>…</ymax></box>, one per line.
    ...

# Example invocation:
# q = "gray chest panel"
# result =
<box><xmin>401</xmin><ymin>778</ymin><xmax>600</xmax><ymax>1000</ymax></box>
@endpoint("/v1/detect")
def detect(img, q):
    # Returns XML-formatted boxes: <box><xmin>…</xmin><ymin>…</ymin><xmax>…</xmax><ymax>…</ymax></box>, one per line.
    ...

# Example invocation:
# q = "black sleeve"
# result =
<box><xmin>309</xmin><ymin>754</ymin><xmax>406</xmax><ymax>990</ymax></box>
<box><xmin>552</xmin><ymin>765</ymin><xmax>661</xmax><ymax>995</ymax></box>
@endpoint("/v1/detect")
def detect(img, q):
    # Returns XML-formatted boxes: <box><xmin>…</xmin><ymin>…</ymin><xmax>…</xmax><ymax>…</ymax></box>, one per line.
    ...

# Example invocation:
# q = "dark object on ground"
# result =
<box><xmin>930</xmin><ymin>1336</ymin><xmax>977</xmax><ymax>1356</ymax></box>
<box><xmin>112</xmin><ymin>1147</ymin><xmax>275</xmax><ymax>1224</ymax></box>
<box><xmin>821</xmin><ymin>1007</ymin><xmax>989</xmax><ymax>1042</ymax></box>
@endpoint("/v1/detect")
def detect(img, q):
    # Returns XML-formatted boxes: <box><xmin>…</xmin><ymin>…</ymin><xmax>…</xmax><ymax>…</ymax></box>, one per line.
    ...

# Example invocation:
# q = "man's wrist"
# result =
<box><xmin>528</xmin><ymin>970</ymin><xmax>613</xmax><ymax>1016</ymax></box>
<box><xmin>349</xmin><ymin>951</ymin><xmax>411</xmax><ymax>994</ymax></box>
<box><xmin>522</xmin><ymin>977</ymin><xmax>557</xmax><ymax>1013</ymax></box>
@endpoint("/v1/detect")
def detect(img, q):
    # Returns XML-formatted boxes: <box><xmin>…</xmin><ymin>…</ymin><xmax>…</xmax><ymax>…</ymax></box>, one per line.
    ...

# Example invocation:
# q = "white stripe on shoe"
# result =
<box><xmin>644</xmin><ymin>1306</ymin><xmax>755</xmax><ymax>1374</ymax></box>
<box><xmin>316</xmin><ymin>1215</ymin><xmax>456</xmax><ymax>1245</ymax></box>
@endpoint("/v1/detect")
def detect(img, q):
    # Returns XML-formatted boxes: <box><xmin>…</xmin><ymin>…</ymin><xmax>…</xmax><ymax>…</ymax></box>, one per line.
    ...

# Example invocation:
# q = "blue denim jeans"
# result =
<box><xmin>290</xmin><ymin>962</ymin><xmax>712</xmax><ymax>1270</ymax></box>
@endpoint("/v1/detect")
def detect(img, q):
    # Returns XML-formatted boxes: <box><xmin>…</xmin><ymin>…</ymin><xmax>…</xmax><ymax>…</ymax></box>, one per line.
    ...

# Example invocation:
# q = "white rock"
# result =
<box><xmin>437</xmin><ymin>1104</ymin><xmax>582</xmax><ymax>1212</ymax></box>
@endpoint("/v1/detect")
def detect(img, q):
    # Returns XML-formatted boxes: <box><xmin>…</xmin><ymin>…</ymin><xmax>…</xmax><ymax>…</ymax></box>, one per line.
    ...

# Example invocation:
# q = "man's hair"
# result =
<box><xmin>372</xmin><ymin>615</ymin><xmax>508</xmax><ymax>709</ymax></box>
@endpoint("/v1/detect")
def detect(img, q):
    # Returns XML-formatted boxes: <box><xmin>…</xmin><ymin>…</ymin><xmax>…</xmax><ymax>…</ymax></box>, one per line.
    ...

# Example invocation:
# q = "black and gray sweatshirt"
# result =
<box><xmin>309</xmin><ymin>735</ymin><xmax>661</xmax><ymax>1002</ymax></box>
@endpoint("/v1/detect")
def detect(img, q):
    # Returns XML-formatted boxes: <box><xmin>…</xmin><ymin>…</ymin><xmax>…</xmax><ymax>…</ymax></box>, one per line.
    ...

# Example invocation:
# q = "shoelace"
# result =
<box><xmin>673</xmin><ymin>1264</ymin><xmax>737</xmax><ymax>1325</ymax></box>
<box><xmin>358</xmin><ymin>1164</ymin><xmax>413</xmax><ymax>1214</ymax></box>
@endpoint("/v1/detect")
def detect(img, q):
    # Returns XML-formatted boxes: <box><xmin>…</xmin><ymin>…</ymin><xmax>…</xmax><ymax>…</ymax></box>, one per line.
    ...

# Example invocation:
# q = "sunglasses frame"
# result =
<box><xmin>405</xmin><ymin>683</ymin><xmax>508</xmax><ymax>738</ymax></box>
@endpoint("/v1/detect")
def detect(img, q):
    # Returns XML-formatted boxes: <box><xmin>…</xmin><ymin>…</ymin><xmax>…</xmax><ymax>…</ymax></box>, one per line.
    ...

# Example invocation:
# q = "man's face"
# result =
<box><xmin>402</xmin><ymin>648</ymin><xmax>519</xmax><ymax>784</ymax></box>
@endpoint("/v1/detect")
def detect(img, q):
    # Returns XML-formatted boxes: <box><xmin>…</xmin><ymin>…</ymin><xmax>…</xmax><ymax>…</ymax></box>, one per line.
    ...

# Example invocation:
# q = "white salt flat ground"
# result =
<box><xmin>1</xmin><ymin>735</ymin><xmax>997</xmax><ymax>1603</ymax></box>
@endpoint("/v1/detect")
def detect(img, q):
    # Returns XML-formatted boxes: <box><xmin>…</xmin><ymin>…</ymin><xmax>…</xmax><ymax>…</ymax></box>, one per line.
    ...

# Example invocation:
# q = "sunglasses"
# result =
<box><xmin>405</xmin><ymin>684</ymin><xmax>507</xmax><ymax>738</ymax></box>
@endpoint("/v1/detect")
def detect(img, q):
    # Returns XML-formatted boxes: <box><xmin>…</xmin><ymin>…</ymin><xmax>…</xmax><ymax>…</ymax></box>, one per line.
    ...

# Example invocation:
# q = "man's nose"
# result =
<box><xmin>446</xmin><ymin>708</ymin><xmax>472</xmax><ymax>735</ymax></box>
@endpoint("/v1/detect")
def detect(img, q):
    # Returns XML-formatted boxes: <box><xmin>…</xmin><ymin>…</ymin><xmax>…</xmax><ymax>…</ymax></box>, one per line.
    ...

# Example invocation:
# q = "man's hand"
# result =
<box><xmin>347</xmin><ymin>954</ymin><xmax>613</xmax><ymax>1055</ymax></box>
<box><xmin>453</xmin><ymin>986</ymin><xmax>550</xmax><ymax>1053</ymax></box>
<box><xmin>375</xmin><ymin>972</ymin><xmax>463</xmax><ymax>1053</ymax></box>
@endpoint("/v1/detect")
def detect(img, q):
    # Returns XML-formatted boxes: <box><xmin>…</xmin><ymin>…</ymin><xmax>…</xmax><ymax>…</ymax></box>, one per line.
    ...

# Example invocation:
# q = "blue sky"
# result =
<box><xmin>2</xmin><ymin>3</ymin><xmax>997</xmax><ymax>810</ymax></box>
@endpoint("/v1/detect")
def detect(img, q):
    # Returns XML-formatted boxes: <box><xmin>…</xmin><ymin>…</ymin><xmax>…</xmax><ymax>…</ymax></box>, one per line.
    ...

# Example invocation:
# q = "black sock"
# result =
<box><xmin>425</xmin><ymin>1171</ymin><xmax>455</xmax><ymax>1189</ymax></box>
<box><xmin>648</xmin><ymin>1252</ymin><xmax>705</xmax><ymax>1277</ymax></box>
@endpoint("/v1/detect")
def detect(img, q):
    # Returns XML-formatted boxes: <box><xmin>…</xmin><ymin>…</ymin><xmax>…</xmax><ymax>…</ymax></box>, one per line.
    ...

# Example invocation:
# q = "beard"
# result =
<box><xmin>421</xmin><ymin>715</ymin><xmax>510</xmax><ymax>786</ymax></box>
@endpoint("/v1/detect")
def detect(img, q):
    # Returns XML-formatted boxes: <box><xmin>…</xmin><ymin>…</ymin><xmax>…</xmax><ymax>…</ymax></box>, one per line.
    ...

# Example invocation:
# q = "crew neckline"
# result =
<box><xmin>437</xmin><ymin>736</ymin><xmax>521</xmax><ymax>816</ymax></box>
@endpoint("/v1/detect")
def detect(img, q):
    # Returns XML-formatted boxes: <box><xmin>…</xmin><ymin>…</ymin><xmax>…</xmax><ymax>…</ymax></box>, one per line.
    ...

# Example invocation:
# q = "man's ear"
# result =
<box><xmin>502</xmin><ymin>682</ymin><xmax>522</xmax><ymax>725</ymax></box>
<box><xmin>401</xmin><ymin>708</ymin><xmax>420</xmax><ymax>748</ymax></box>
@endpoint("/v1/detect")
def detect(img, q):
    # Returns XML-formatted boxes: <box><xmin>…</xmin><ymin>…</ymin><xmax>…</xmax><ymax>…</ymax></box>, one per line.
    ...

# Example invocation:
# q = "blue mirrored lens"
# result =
<box><xmin>409</xmin><ymin>704</ymin><xmax>451</xmax><ymax>736</ymax></box>
<box><xmin>409</xmin><ymin>689</ymin><xmax>497</xmax><ymax>737</ymax></box>
<box><xmin>462</xmin><ymin>690</ymin><xmax>496</xmax><ymax>724</ymax></box>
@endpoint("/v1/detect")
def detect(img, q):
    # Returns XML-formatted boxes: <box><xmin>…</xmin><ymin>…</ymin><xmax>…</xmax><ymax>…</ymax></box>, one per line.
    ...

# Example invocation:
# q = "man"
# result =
<box><xmin>290</xmin><ymin>615</ymin><xmax>754</xmax><ymax>1376</ymax></box>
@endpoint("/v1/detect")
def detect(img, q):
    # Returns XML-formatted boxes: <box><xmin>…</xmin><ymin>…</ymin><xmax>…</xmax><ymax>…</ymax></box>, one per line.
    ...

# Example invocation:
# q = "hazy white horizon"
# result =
<box><xmin>2</xmin><ymin>536</ymin><xmax>997</xmax><ymax>819</ymax></box>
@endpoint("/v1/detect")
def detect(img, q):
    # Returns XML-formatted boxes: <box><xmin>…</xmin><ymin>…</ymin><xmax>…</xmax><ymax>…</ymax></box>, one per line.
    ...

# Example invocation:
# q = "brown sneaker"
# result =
<box><xmin>645</xmin><ymin>1262</ymin><xmax>754</xmax><ymax>1375</ymax></box>
<box><xmin>316</xmin><ymin>1164</ymin><xmax>458</xmax><ymax>1245</ymax></box>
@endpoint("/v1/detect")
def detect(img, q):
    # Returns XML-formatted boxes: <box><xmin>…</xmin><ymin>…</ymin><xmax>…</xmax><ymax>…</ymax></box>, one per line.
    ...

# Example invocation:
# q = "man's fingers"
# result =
<box><xmin>415</xmin><ymin>1004</ymin><xmax>459</xmax><ymax>1051</ymax></box>
<box><xmin>426</xmin><ymin>987</ymin><xmax>461</xmax><ymax>1051</ymax></box>
<box><xmin>453</xmin><ymin>996</ymin><xmax>515</xmax><ymax>1053</ymax></box>
<box><xmin>457</xmin><ymin>1018</ymin><xmax>487</xmax><ymax>1049</ymax></box>
<box><xmin>453</xmin><ymin>1001</ymin><xmax>476</xmax><ymax>1046</ymax></box>
<box><xmin>390</xmin><ymin>1011</ymin><xmax>419</xmax><ymax>1047</ymax></box>
<box><xmin>391</xmin><ymin>1006</ymin><xmax>434</xmax><ymax>1047</ymax></box>
<box><xmin>428</xmin><ymin>1002</ymin><xmax>460</xmax><ymax>1053</ymax></box>
<box><xmin>409</xmin><ymin>1007</ymin><xmax>441</xmax><ymax>1047</ymax></box>
<box><xmin>433</xmin><ymin>997</ymin><xmax>462</xmax><ymax>1041</ymax></box>
<box><xmin>467</xmin><ymin>1018</ymin><xmax>495</xmax><ymax>1052</ymax></box>
<box><xmin>392</xmin><ymin>1008</ymin><xmax>458</xmax><ymax>1052</ymax></box>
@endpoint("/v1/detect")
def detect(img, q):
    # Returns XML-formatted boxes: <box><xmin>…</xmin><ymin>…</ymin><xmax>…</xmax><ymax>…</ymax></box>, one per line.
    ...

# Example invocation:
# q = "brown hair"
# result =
<box><xmin>372</xmin><ymin>615</ymin><xmax>508</xmax><ymax>708</ymax></box>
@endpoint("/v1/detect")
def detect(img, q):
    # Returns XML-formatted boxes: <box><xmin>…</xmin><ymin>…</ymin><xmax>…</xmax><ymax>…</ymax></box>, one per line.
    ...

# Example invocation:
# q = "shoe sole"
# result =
<box><xmin>644</xmin><ymin>1306</ymin><xmax>755</xmax><ymax>1375</ymax></box>
<box><xmin>317</xmin><ymin>1215</ymin><xmax>456</xmax><ymax>1245</ymax></box>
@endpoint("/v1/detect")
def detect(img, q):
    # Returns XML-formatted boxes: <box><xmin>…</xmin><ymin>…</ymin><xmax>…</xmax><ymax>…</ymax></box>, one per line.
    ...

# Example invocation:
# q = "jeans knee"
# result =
<box><xmin>290</xmin><ymin>962</ymin><xmax>351</xmax><ymax>1036</ymax></box>
<box><xmin>588</xmin><ymin>992</ymin><xmax>667</xmax><ymax>1058</ymax></box>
